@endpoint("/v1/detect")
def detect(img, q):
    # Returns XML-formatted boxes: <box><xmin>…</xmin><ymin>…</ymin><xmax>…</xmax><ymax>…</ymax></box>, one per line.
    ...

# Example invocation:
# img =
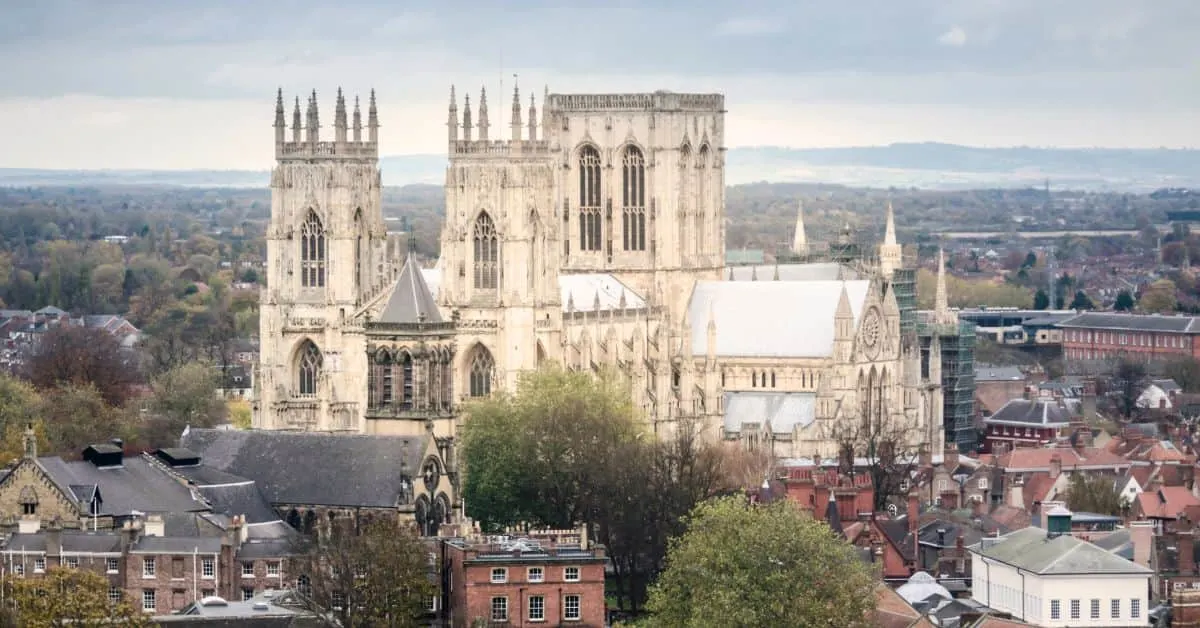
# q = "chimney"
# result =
<box><xmin>143</xmin><ymin>514</ymin><xmax>165</xmax><ymax>538</ymax></box>
<box><xmin>1130</xmin><ymin>520</ymin><xmax>1155</xmax><ymax>567</ymax></box>
<box><xmin>1181</xmin><ymin>530</ymin><xmax>1197</xmax><ymax>575</ymax></box>
<box><xmin>907</xmin><ymin>493</ymin><xmax>920</xmax><ymax>536</ymax></box>
<box><xmin>1008</xmin><ymin>479</ymin><xmax>1024</xmax><ymax>509</ymax></box>
<box><xmin>1049</xmin><ymin>454</ymin><xmax>1062</xmax><ymax>479</ymax></box>
<box><xmin>120</xmin><ymin>520</ymin><xmax>139</xmax><ymax>549</ymax></box>
<box><xmin>1045</xmin><ymin>504</ymin><xmax>1072</xmax><ymax>539</ymax></box>
<box><xmin>943</xmin><ymin>445</ymin><xmax>959</xmax><ymax>471</ymax></box>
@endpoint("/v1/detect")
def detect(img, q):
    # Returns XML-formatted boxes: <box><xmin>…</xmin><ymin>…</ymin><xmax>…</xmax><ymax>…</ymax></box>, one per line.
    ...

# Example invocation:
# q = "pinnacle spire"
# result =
<box><xmin>528</xmin><ymin>93</ymin><xmax>538</xmax><ymax>142</ymax></box>
<box><xmin>706</xmin><ymin>302</ymin><xmax>717</xmax><ymax>360</ymax></box>
<box><xmin>334</xmin><ymin>87</ymin><xmax>348</xmax><ymax>142</ymax></box>
<box><xmin>352</xmin><ymin>95</ymin><xmax>362</xmax><ymax>141</ymax></box>
<box><xmin>274</xmin><ymin>88</ymin><xmax>285</xmax><ymax>126</ymax></box>
<box><xmin>884</xmin><ymin>200</ymin><xmax>897</xmax><ymax>247</ymax></box>
<box><xmin>462</xmin><ymin>94</ymin><xmax>473</xmax><ymax>141</ymax></box>
<box><xmin>511</xmin><ymin>82</ymin><xmax>522</xmax><ymax>142</ymax></box>
<box><xmin>447</xmin><ymin>85</ymin><xmax>459</xmax><ymax>144</ymax></box>
<box><xmin>367</xmin><ymin>89</ymin><xmax>379</xmax><ymax>143</ymax></box>
<box><xmin>934</xmin><ymin>248</ymin><xmax>950</xmax><ymax>319</ymax></box>
<box><xmin>792</xmin><ymin>200</ymin><xmax>808</xmax><ymax>256</ymax></box>
<box><xmin>292</xmin><ymin>96</ymin><xmax>301</xmax><ymax>142</ymax></box>
<box><xmin>477</xmin><ymin>86</ymin><xmax>490</xmax><ymax>141</ymax></box>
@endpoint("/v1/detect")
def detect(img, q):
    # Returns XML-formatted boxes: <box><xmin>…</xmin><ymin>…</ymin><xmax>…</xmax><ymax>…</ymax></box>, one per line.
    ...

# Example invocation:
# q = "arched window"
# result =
<box><xmin>353</xmin><ymin>208</ymin><xmax>364</xmax><ymax>297</ymax></box>
<box><xmin>770</xmin><ymin>371</ymin><xmax>776</xmax><ymax>388</ymax></box>
<box><xmin>297</xmin><ymin>341</ymin><xmax>322</xmax><ymax>396</ymax></box>
<box><xmin>678</xmin><ymin>145</ymin><xmax>692</xmax><ymax>255</ymax></box>
<box><xmin>752</xmin><ymin>372</ymin><xmax>758</xmax><ymax>388</ymax></box>
<box><xmin>468</xmin><ymin>345</ymin><xmax>494</xmax><ymax>397</ymax></box>
<box><xmin>300</xmin><ymin>210</ymin><xmax>325</xmax><ymax>288</ymax></box>
<box><xmin>400</xmin><ymin>351</ymin><xmax>414</xmax><ymax>410</ymax></box>
<box><xmin>696</xmin><ymin>145</ymin><xmax>710</xmax><ymax>257</ymax></box>
<box><xmin>473</xmin><ymin>212</ymin><xmax>498</xmax><ymax>290</ymax></box>
<box><xmin>622</xmin><ymin>146</ymin><xmax>646</xmax><ymax>251</ymax></box>
<box><xmin>578</xmin><ymin>146</ymin><xmax>603</xmax><ymax>251</ymax></box>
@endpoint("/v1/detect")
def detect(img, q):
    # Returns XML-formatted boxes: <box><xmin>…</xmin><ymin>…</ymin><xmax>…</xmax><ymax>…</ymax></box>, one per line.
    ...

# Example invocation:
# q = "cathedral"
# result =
<box><xmin>253</xmin><ymin>86</ymin><xmax>950</xmax><ymax>460</ymax></box>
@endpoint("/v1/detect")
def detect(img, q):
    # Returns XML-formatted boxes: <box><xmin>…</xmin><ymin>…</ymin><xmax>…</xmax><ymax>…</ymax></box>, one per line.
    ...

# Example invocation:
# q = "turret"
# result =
<box><xmin>527</xmin><ymin>93</ymin><xmax>538</xmax><ymax>142</ymax></box>
<box><xmin>510</xmin><ymin>84</ymin><xmax>522</xmax><ymax>143</ymax></box>
<box><xmin>792</xmin><ymin>200</ymin><xmax>809</xmax><ymax>256</ymax></box>
<box><xmin>462</xmin><ymin>95</ymin><xmax>473</xmax><ymax>142</ymax></box>
<box><xmin>879</xmin><ymin>201</ymin><xmax>902</xmax><ymax>276</ymax></box>
<box><xmin>352</xmin><ymin>96</ymin><xmax>362</xmax><ymax>142</ymax></box>
<box><xmin>367</xmin><ymin>89</ymin><xmax>379</xmax><ymax>143</ymax></box>
<box><xmin>309</xmin><ymin>90</ymin><xmax>320</xmax><ymax>143</ymax></box>
<box><xmin>933</xmin><ymin>249</ymin><xmax>957</xmax><ymax>326</ymax></box>
<box><xmin>477</xmin><ymin>87</ymin><xmax>490</xmax><ymax>142</ymax></box>
<box><xmin>291</xmin><ymin>96</ymin><xmax>301</xmax><ymax>143</ymax></box>
<box><xmin>334</xmin><ymin>87</ymin><xmax>348</xmax><ymax>144</ymax></box>
<box><xmin>304</xmin><ymin>92</ymin><xmax>316</xmax><ymax>143</ymax></box>
<box><xmin>447</xmin><ymin>85</ymin><xmax>459</xmax><ymax>146</ymax></box>
<box><xmin>274</xmin><ymin>88</ymin><xmax>286</xmax><ymax>145</ymax></box>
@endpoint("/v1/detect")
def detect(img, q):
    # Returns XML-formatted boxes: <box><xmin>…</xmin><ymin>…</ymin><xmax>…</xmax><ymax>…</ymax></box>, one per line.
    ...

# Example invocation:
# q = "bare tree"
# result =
<box><xmin>291</xmin><ymin>519</ymin><xmax>435</xmax><ymax>628</ymax></box>
<box><xmin>23</xmin><ymin>324</ymin><xmax>138</xmax><ymax>406</ymax></box>
<box><xmin>824</xmin><ymin>406</ymin><xmax>917</xmax><ymax>512</ymax></box>
<box><xmin>1111</xmin><ymin>356</ymin><xmax>1150</xmax><ymax>419</ymax></box>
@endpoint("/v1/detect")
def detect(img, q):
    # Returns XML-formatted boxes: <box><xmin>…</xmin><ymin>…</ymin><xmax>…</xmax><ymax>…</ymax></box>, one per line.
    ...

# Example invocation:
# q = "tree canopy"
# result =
<box><xmin>0</xmin><ymin>567</ymin><xmax>151</xmax><ymax>627</ymax></box>
<box><xmin>644</xmin><ymin>496</ymin><xmax>877</xmax><ymax>628</ymax></box>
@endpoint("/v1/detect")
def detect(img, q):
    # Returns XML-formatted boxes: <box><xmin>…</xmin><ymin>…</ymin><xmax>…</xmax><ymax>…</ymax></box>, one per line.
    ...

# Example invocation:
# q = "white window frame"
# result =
<box><xmin>564</xmin><ymin>594</ymin><xmax>581</xmax><ymax>621</ymax></box>
<box><xmin>563</xmin><ymin>566</ymin><xmax>580</xmax><ymax>582</ymax></box>
<box><xmin>1111</xmin><ymin>598</ymin><xmax>1120</xmax><ymax>618</ymax></box>
<box><xmin>1050</xmin><ymin>599</ymin><xmax>1061</xmax><ymax>620</ymax></box>
<box><xmin>142</xmin><ymin>557</ymin><xmax>156</xmax><ymax>578</ymax></box>
<box><xmin>64</xmin><ymin>556</ymin><xmax>78</xmax><ymax>569</ymax></box>
<box><xmin>1070</xmin><ymin>599</ymin><xmax>1080</xmax><ymax>620</ymax></box>
<box><xmin>106</xmin><ymin>557</ymin><xmax>119</xmax><ymax>574</ymax></box>
<box><xmin>241</xmin><ymin>562</ymin><xmax>254</xmax><ymax>578</ymax></box>
<box><xmin>266</xmin><ymin>561</ymin><xmax>281</xmax><ymax>577</ymax></box>
<box><xmin>33</xmin><ymin>557</ymin><xmax>45</xmax><ymax>573</ymax></box>
<box><xmin>491</xmin><ymin>596</ymin><xmax>508</xmax><ymax>622</ymax></box>
<box><xmin>491</xmin><ymin>567</ymin><xmax>507</xmax><ymax>584</ymax></box>
<box><xmin>142</xmin><ymin>589</ymin><xmax>156</xmax><ymax>612</ymax></box>
<box><xmin>202</xmin><ymin>558</ymin><xmax>215</xmax><ymax>579</ymax></box>
<box><xmin>108</xmin><ymin>587</ymin><xmax>122</xmax><ymax>604</ymax></box>
<box><xmin>527</xmin><ymin>566</ymin><xmax>544</xmax><ymax>583</ymax></box>
<box><xmin>528</xmin><ymin>594</ymin><xmax>545</xmax><ymax>621</ymax></box>
<box><xmin>1131</xmin><ymin>598</ymin><xmax>1141</xmax><ymax>618</ymax></box>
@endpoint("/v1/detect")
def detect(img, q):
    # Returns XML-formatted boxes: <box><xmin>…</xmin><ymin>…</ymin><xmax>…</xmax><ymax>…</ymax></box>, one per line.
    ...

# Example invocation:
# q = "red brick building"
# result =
<box><xmin>1058</xmin><ymin>312</ymin><xmax>1200</xmax><ymax>367</ymax></box>
<box><xmin>441</xmin><ymin>533</ymin><xmax>607</xmax><ymax>627</ymax></box>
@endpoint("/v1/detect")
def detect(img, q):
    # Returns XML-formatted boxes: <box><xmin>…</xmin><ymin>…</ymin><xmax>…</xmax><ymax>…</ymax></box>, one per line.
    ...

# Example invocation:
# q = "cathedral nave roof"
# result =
<box><xmin>723</xmin><ymin>392</ymin><xmax>817</xmax><ymax>436</ymax></box>
<box><xmin>687</xmin><ymin>280</ymin><xmax>869</xmax><ymax>357</ymax></box>
<box><xmin>379</xmin><ymin>253</ymin><xmax>443</xmax><ymax>324</ymax></box>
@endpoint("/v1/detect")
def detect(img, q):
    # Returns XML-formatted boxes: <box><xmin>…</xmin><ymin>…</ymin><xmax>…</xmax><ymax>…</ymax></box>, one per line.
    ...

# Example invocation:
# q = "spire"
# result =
<box><xmin>934</xmin><ymin>248</ymin><xmax>951</xmax><ymax>323</ymax></box>
<box><xmin>792</xmin><ymin>200</ymin><xmax>809</xmax><ymax>256</ymax></box>
<box><xmin>23</xmin><ymin>423</ymin><xmax>36</xmax><ymax>460</ymax></box>
<box><xmin>884</xmin><ymin>200</ymin><xmax>898</xmax><ymax>247</ymax></box>
<box><xmin>706</xmin><ymin>302</ymin><xmax>717</xmax><ymax>361</ymax></box>
<box><xmin>511</xmin><ymin>82</ymin><xmax>522</xmax><ymax>142</ymax></box>
<box><xmin>462</xmin><ymin>95</ymin><xmax>473</xmax><ymax>142</ymax></box>
<box><xmin>304</xmin><ymin>92</ymin><xmax>314</xmax><ymax>143</ymax></box>
<box><xmin>292</xmin><ymin>96</ymin><xmax>301</xmax><ymax>142</ymax></box>
<box><xmin>309</xmin><ymin>90</ymin><xmax>320</xmax><ymax>142</ymax></box>
<box><xmin>274</xmin><ymin>88</ymin><xmax>286</xmax><ymax>145</ymax></box>
<box><xmin>367</xmin><ymin>89</ymin><xmax>379</xmax><ymax>143</ymax></box>
<box><xmin>527</xmin><ymin>93</ymin><xmax>538</xmax><ymax>142</ymax></box>
<box><xmin>750</xmin><ymin>266</ymin><xmax>758</xmax><ymax>281</ymax></box>
<box><xmin>352</xmin><ymin>95</ymin><xmax>362</xmax><ymax>142</ymax></box>
<box><xmin>542</xmin><ymin>85</ymin><xmax>550</xmax><ymax>130</ymax></box>
<box><xmin>447</xmin><ymin>85</ymin><xmax>459</xmax><ymax>145</ymax></box>
<box><xmin>477</xmin><ymin>87</ymin><xmax>490</xmax><ymax>141</ymax></box>
<box><xmin>773</xmin><ymin>263</ymin><xmax>780</xmax><ymax>281</ymax></box>
<box><xmin>334</xmin><ymin>87</ymin><xmax>348</xmax><ymax>143</ymax></box>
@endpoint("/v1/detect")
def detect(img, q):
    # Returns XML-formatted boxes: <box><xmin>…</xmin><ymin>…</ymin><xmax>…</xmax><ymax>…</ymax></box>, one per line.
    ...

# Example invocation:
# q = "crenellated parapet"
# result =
<box><xmin>274</xmin><ymin>87</ymin><xmax>379</xmax><ymax>161</ymax></box>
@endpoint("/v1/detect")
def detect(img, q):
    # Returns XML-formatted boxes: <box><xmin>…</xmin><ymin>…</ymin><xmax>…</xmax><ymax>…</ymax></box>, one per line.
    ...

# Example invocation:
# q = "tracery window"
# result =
<box><xmin>297</xmin><ymin>341</ymin><xmax>322</xmax><ymax>396</ymax></box>
<box><xmin>468</xmin><ymin>345</ymin><xmax>494</xmax><ymax>398</ymax></box>
<box><xmin>578</xmin><ymin>146</ymin><xmax>603</xmax><ymax>251</ymax></box>
<box><xmin>621</xmin><ymin>146</ymin><xmax>646</xmax><ymax>251</ymax></box>
<box><xmin>300</xmin><ymin>210</ymin><xmax>325</xmax><ymax>288</ymax></box>
<box><xmin>353</xmin><ymin>209</ymin><xmax>364</xmax><ymax>296</ymax></box>
<box><xmin>473</xmin><ymin>212</ymin><xmax>499</xmax><ymax>290</ymax></box>
<box><xmin>400</xmin><ymin>352</ymin><xmax>414</xmax><ymax>410</ymax></box>
<box><xmin>678</xmin><ymin>144</ymin><xmax>692</xmax><ymax>254</ymax></box>
<box><xmin>696</xmin><ymin>146</ymin><xmax>710</xmax><ymax>256</ymax></box>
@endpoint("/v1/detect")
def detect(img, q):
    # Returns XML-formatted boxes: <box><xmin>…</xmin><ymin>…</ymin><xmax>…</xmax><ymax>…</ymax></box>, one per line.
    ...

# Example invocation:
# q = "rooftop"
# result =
<box><xmin>970</xmin><ymin>527</ymin><xmax>1151</xmax><ymax>576</ymax></box>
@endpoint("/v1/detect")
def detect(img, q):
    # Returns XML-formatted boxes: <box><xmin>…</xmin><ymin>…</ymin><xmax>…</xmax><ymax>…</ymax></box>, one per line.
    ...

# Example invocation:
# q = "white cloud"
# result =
<box><xmin>714</xmin><ymin>17</ymin><xmax>787</xmax><ymax>37</ymax></box>
<box><xmin>938</xmin><ymin>26</ymin><xmax>968</xmax><ymax>47</ymax></box>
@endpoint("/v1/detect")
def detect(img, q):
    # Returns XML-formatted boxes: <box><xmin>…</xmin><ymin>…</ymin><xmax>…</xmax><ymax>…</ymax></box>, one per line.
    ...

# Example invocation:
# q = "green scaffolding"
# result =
<box><xmin>918</xmin><ymin>319</ymin><xmax>978</xmax><ymax>452</ymax></box>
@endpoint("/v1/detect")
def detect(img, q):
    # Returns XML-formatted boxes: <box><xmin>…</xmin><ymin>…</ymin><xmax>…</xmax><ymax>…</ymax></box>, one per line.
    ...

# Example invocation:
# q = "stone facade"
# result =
<box><xmin>253</xmin><ymin>86</ymin><xmax>945</xmax><ymax>460</ymax></box>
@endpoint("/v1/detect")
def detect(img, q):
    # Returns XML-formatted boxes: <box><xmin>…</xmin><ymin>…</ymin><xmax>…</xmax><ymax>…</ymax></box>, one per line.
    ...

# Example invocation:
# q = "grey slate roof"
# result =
<box><xmin>181</xmin><ymin>429</ymin><xmax>430</xmax><ymax>509</ymax></box>
<box><xmin>35</xmin><ymin>455</ymin><xmax>208</xmax><ymax>518</ymax></box>
<box><xmin>379</xmin><ymin>254</ymin><xmax>443</xmax><ymax>324</ymax></box>
<box><xmin>985</xmin><ymin>399</ymin><xmax>1073</xmax><ymax>427</ymax></box>
<box><xmin>195</xmin><ymin>482</ymin><xmax>281</xmax><ymax>525</ymax></box>
<box><xmin>130</xmin><ymin>535</ymin><xmax>223</xmax><ymax>554</ymax></box>
<box><xmin>969</xmin><ymin>527</ymin><xmax>1151</xmax><ymax>575</ymax></box>
<box><xmin>1057</xmin><ymin>312</ymin><xmax>1200</xmax><ymax>333</ymax></box>
<box><xmin>974</xmin><ymin>365</ymin><xmax>1024</xmax><ymax>382</ymax></box>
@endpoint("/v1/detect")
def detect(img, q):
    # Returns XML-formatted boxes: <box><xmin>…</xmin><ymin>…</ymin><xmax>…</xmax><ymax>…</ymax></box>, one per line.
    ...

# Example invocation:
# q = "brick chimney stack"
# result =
<box><xmin>1049</xmin><ymin>454</ymin><xmax>1062</xmax><ymax>479</ymax></box>
<box><xmin>908</xmin><ymin>493</ymin><xmax>920</xmax><ymax>536</ymax></box>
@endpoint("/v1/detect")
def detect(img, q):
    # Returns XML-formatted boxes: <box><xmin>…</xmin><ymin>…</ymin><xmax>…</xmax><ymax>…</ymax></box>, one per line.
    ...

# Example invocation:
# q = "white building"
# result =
<box><xmin>969</xmin><ymin>505</ymin><xmax>1152</xmax><ymax>627</ymax></box>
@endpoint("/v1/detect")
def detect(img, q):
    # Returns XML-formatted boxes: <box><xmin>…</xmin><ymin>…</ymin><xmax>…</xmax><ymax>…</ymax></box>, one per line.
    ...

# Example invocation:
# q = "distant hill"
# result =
<box><xmin>3</xmin><ymin>143</ymin><xmax>1198</xmax><ymax>191</ymax></box>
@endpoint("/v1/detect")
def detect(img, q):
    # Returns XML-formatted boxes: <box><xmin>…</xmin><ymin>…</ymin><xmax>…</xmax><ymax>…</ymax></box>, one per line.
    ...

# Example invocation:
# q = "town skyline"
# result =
<box><xmin>1</xmin><ymin>0</ymin><xmax>1197</xmax><ymax>169</ymax></box>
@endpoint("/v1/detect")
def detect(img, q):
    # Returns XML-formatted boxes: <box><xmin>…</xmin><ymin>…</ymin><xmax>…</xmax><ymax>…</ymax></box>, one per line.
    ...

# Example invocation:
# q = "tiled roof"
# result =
<box><xmin>378</xmin><ymin>254</ymin><xmax>443</xmax><ymax>324</ymax></box>
<box><xmin>688</xmin><ymin>279</ymin><xmax>868</xmax><ymax>357</ymax></box>
<box><xmin>998</xmin><ymin>447</ymin><xmax>1130</xmax><ymax>472</ymax></box>
<box><xmin>970</xmin><ymin>527</ymin><xmax>1152</xmax><ymax>575</ymax></box>
<box><xmin>1135</xmin><ymin>486</ymin><xmax>1200</xmax><ymax>519</ymax></box>
<box><xmin>182</xmin><ymin>429</ymin><xmax>430</xmax><ymax>509</ymax></box>
<box><xmin>1057</xmin><ymin>312</ymin><xmax>1200</xmax><ymax>333</ymax></box>
<box><xmin>986</xmin><ymin>399</ymin><xmax>1073</xmax><ymax>427</ymax></box>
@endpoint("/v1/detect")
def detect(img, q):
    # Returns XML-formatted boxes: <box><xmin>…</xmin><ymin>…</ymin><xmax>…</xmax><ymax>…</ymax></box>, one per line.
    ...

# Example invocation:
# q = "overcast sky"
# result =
<box><xmin>2</xmin><ymin>0</ymin><xmax>1196</xmax><ymax>169</ymax></box>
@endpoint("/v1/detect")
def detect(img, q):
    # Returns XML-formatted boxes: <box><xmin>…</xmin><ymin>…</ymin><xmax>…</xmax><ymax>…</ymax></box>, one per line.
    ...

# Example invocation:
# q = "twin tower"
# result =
<box><xmin>272</xmin><ymin>88</ymin><xmax>380</xmax><ymax>160</ymax></box>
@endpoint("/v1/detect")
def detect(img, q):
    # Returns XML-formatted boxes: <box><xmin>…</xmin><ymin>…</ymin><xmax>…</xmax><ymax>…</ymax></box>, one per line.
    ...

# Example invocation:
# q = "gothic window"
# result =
<box><xmin>696</xmin><ymin>145</ymin><xmax>710</xmax><ymax>255</ymax></box>
<box><xmin>578</xmin><ymin>145</ymin><xmax>603</xmax><ymax>251</ymax></box>
<box><xmin>300</xmin><ymin>210</ymin><xmax>326</xmax><ymax>288</ymax></box>
<box><xmin>621</xmin><ymin>146</ymin><xmax>646</xmax><ymax>251</ymax></box>
<box><xmin>473</xmin><ymin>212</ymin><xmax>499</xmax><ymax>290</ymax></box>
<box><xmin>353</xmin><ymin>208</ymin><xmax>364</xmax><ymax>297</ymax></box>
<box><xmin>400</xmin><ymin>351</ymin><xmax>414</xmax><ymax>410</ymax></box>
<box><xmin>19</xmin><ymin>486</ymin><xmax>37</xmax><ymax>516</ymax></box>
<box><xmin>678</xmin><ymin>144</ymin><xmax>692</xmax><ymax>254</ymax></box>
<box><xmin>468</xmin><ymin>345</ymin><xmax>494</xmax><ymax>398</ymax></box>
<box><xmin>297</xmin><ymin>341</ymin><xmax>322</xmax><ymax>397</ymax></box>
<box><xmin>381</xmin><ymin>357</ymin><xmax>394</xmax><ymax>404</ymax></box>
<box><xmin>752</xmin><ymin>372</ymin><xmax>757</xmax><ymax>388</ymax></box>
<box><xmin>770</xmin><ymin>371</ymin><xmax>776</xmax><ymax>388</ymax></box>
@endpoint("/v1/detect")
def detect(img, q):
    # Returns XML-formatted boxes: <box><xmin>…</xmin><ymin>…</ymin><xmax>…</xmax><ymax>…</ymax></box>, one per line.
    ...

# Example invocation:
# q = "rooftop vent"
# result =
<box><xmin>199</xmin><ymin>596</ymin><xmax>228</xmax><ymax>607</ymax></box>
<box><xmin>82</xmin><ymin>443</ymin><xmax>123</xmax><ymax>468</ymax></box>
<box><xmin>252</xmin><ymin>602</ymin><xmax>270</xmax><ymax>611</ymax></box>
<box><xmin>155</xmin><ymin>447</ymin><xmax>201</xmax><ymax>467</ymax></box>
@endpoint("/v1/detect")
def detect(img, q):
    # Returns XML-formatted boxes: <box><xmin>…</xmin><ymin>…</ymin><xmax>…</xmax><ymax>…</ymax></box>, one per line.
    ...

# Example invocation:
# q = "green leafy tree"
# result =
<box><xmin>1114</xmin><ymin>290</ymin><xmax>1136</xmax><ymax>311</ymax></box>
<box><xmin>644</xmin><ymin>496</ymin><xmax>877</xmax><ymax>628</ymax></box>
<box><xmin>0</xmin><ymin>374</ymin><xmax>42</xmax><ymax>455</ymax></box>
<box><xmin>291</xmin><ymin>520</ymin><xmax>435</xmax><ymax>628</ymax></box>
<box><xmin>1065</xmin><ymin>472</ymin><xmax>1126</xmax><ymax>516</ymax></box>
<box><xmin>1165</xmin><ymin>356</ymin><xmax>1200</xmax><ymax>393</ymax></box>
<box><xmin>0</xmin><ymin>567</ymin><xmax>151</xmax><ymax>627</ymax></box>
<box><xmin>1033</xmin><ymin>289</ymin><xmax>1050</xmax><ymax>310</ymax></box>
<box><xmin>1139</xmin><ymin>279</ymin><xmax>1178</xmax><ymax>314</ymax></box>
<box><xmin>142</xmin><ymin>361</ymin><xmax>227</xmax><ymax>447</ymax></box>
<box><xmin>39</xmin><ymin>384</ymin><xmax>131</xmax><ymax>456</ymax></box>
<box><xmin>1069</xmin><ymin>290</ymin><xmax>1095</xmax><ymax>310</ymax></box>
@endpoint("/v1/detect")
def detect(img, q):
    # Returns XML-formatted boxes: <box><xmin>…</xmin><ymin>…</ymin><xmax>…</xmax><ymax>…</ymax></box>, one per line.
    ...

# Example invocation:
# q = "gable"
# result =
<box><xmin>0</xmin><ymin>459</ymin><xmax>81</xmax><ymax>518</ymax></box>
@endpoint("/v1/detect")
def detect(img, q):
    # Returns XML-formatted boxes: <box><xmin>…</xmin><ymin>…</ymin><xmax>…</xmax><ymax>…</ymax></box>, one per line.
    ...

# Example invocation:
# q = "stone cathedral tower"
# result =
<box><xmin>254</xmin><ymin>88</ymin><xmax>391</xmax><ymax>431</ymax></box>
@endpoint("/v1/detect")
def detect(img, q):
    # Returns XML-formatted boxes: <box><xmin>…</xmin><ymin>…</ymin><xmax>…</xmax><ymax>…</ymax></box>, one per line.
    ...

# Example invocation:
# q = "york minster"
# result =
<box><xmin>252</xmin><ymin>85</ymin><xmax>952</xmax><ymax>460</ymax></box>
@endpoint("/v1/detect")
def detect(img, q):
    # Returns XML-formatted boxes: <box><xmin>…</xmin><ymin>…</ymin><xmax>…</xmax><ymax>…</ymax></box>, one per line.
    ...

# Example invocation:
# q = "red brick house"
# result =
<box><xmin>1058</xmin><ymin>312</ymin><xmax>1200</xmax><ymax>368</ymax></box>
<box><xmin>441</xmin><ymin>534</ymin><xmax>607</xmax><ymax>627</ymax></box>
